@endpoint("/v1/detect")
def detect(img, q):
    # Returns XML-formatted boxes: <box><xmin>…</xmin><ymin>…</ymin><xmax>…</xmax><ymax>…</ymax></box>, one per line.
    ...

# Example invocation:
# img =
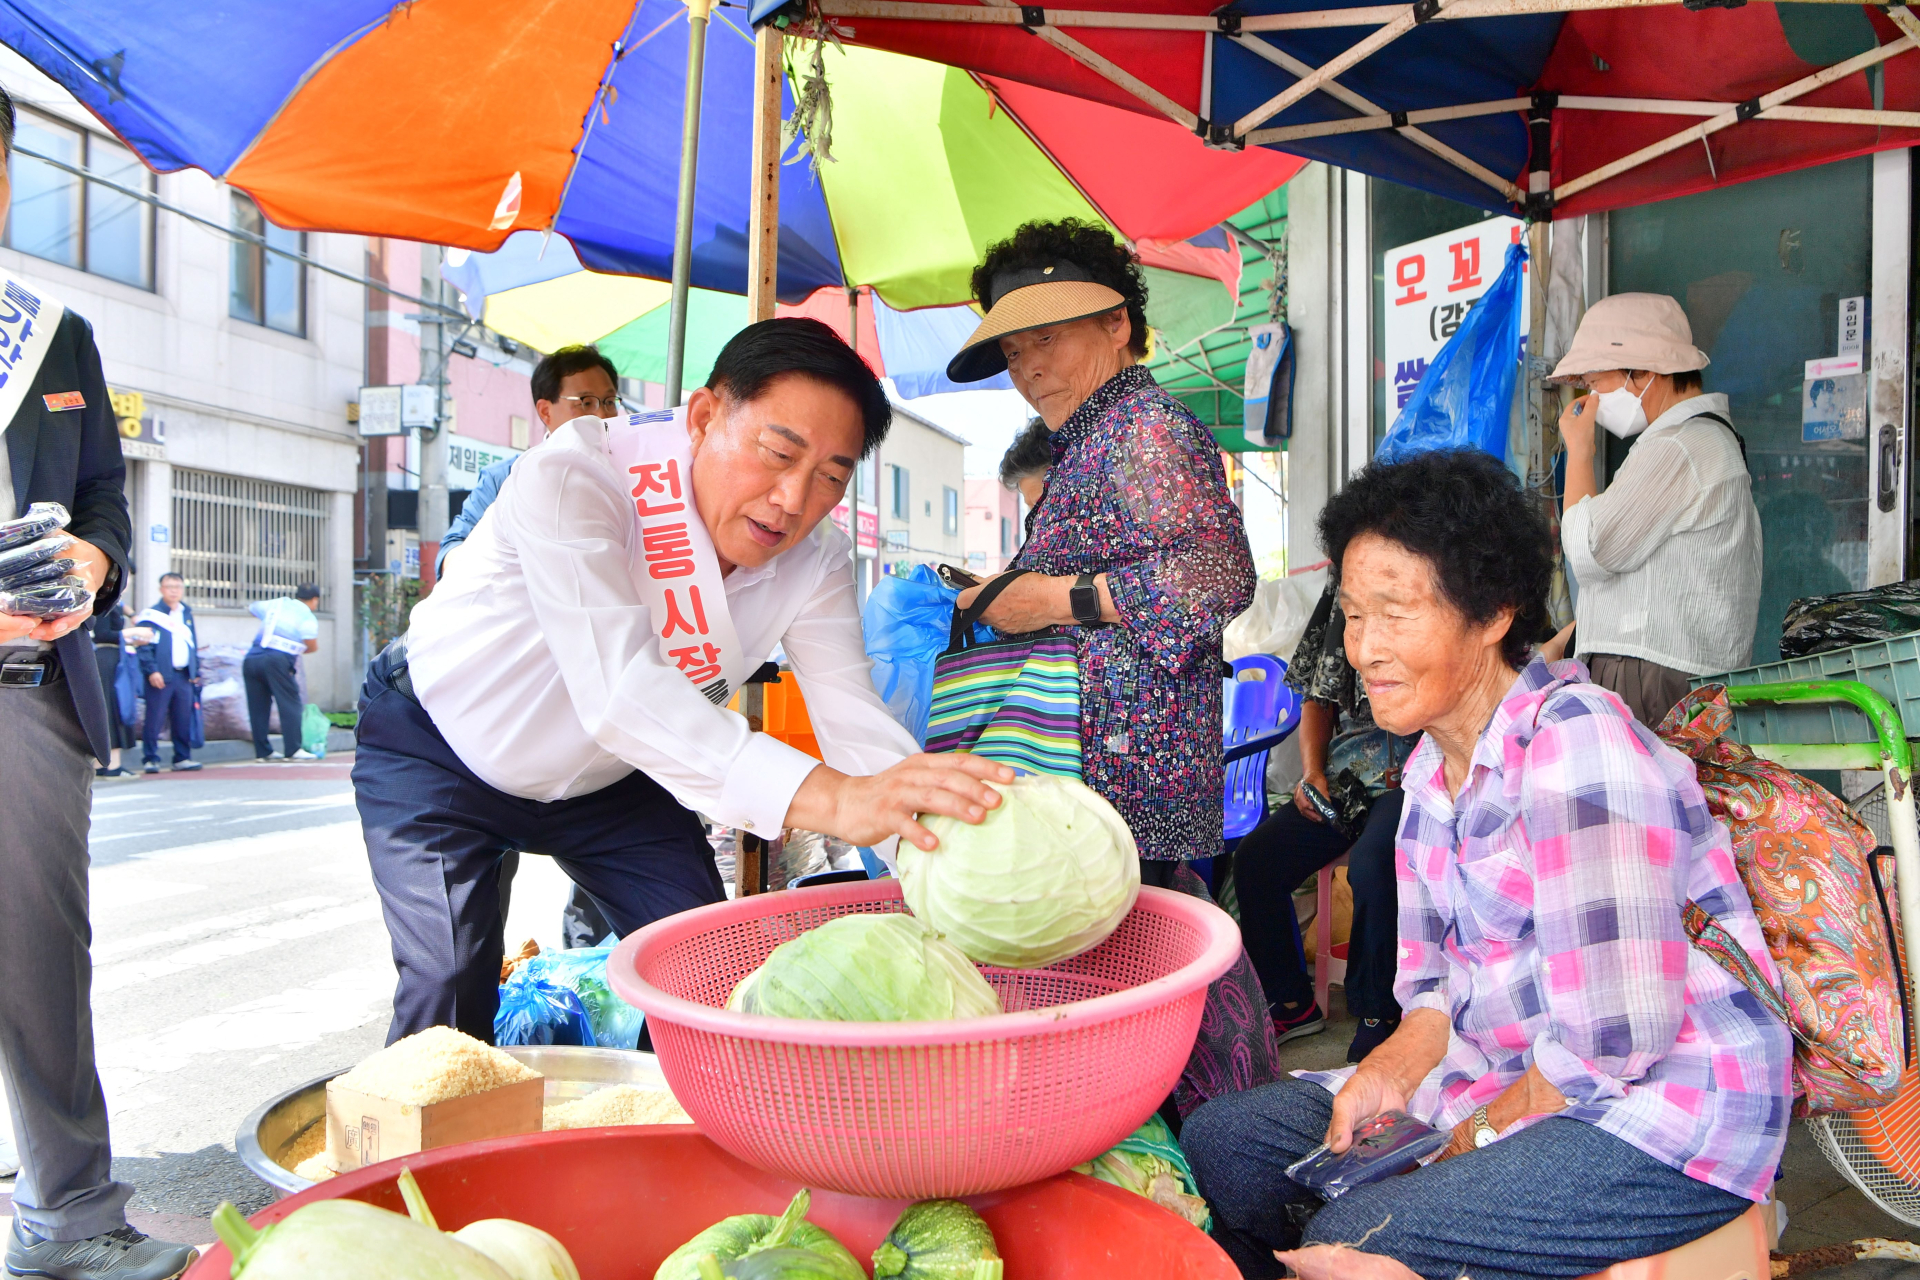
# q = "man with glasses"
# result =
<box><xmin>436</xmin><ymin>344</ymin><xmax>621</xmax><ymax>578</ymax></box>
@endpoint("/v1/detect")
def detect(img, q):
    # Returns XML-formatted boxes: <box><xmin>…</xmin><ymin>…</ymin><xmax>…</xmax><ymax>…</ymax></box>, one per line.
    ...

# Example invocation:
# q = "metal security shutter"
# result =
<box><xmin>171</xmin><ymin>469</ymin><xmax>329</xmax><ymax>610</ymax></box>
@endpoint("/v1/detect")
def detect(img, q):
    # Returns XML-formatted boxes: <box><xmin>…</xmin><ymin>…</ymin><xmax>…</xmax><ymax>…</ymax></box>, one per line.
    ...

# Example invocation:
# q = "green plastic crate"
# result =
<box><xmin>1692</xmin><ymin>635</ymin><xmax>1920</xmax><ymax>745</ymax></box>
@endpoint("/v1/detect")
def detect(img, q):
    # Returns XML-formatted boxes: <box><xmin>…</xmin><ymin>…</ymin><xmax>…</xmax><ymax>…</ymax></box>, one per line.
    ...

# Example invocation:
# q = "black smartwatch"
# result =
<box><xmin>1069</xmin><ymin>572</ymin><xmax>1101</xmax><ymax>625</ymax></box>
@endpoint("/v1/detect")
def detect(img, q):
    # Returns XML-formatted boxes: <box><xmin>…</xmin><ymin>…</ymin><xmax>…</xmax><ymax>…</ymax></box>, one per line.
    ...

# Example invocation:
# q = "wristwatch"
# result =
<box><xmin>1470</xmin><ymin>1105</ymin><xmax>1498</xmax><ymax>1149</ymax></box>
<box><xmin>1069</xmin><ymin>572</ymin><xmax>1101</xmax><ymax>625</ymax></box>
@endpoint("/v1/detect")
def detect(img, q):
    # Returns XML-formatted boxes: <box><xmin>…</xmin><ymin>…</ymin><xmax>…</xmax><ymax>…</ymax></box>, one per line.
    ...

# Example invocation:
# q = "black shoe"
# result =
<box><xmin>1346</xmin><ymin>1017</ymin><xmax>1400</xmax><ymax>1063</ymax></box>
<box><xmin>140</xmin><ymin>762</ymin><xmax>159</xmax><ymax>775</ymax></box>
<box><xmin>5</xmin><ymin>1219</ymin><xmax>197</xmax><ymax>1280</ymax></box>
<box><xmin>1272</xmin><ymin>1002</ymin><xmax>1327</xmax><ymax>1046</ymax></box>
<box><xmin>94</xmin><ymin>767</ymin><xmax>125</xmax><ymax>778</ymax></box>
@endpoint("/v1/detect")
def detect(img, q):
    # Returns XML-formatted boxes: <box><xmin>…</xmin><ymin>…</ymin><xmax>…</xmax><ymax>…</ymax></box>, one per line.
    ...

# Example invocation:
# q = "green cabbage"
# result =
<box><xmin>656</xmin><ymin>1191</ymin><xmax>864</xmax><ymax>1280</ymax></box>
<box><xmin>904</xmin><ymin>775</ymin><xmax>1140</xmax><ymax>968</ymax></box>
<box><xmin>726</xmin><ymin>914</ymin><xmax>1001</xmax><ymax>1022</ymax></box>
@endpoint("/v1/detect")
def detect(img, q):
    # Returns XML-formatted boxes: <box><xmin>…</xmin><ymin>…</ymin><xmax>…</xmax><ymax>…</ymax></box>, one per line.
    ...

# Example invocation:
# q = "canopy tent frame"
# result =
<box><xmin>793</xmin><ymin>0</ymin><xmax>1920</xmax><ymax>219</ymax></box>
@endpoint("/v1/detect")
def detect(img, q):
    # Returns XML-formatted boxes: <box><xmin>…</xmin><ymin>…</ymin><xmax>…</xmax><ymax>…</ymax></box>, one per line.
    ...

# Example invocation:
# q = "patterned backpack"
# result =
<box><xmin>1657</xmin><ymin>685</ymin><xmax>1905</xmax><ymax>1115</ymax></box>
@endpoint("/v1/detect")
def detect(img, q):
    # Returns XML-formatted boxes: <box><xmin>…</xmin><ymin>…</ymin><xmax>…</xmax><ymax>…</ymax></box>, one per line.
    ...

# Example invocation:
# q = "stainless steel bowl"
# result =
<box><xmin>234</xmin><ymin>1045</ymin><xmax>673</xmax><ymax>1196</ymax></box>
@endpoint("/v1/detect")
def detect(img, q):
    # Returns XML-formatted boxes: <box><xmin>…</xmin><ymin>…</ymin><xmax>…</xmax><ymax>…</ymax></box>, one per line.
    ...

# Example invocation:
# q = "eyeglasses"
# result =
<box><xmin>560</xmin><ymin>395</ymin><xmax>622</xmax><ymax>414</ymax></box>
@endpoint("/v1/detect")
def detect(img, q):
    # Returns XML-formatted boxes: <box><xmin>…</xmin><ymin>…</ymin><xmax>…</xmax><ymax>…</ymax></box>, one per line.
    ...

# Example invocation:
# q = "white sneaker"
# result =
<box><xmin>290</xmin><ymin>748</ymin><xmax>319</xmax><ymax>760</ymax></box>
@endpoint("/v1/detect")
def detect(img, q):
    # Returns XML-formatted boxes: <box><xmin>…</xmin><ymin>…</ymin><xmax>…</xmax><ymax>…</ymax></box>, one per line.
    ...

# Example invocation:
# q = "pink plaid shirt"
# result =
<box><xmin>1302</xmin><ymin>659</ymin><xmax>1791</xmax><ymax>1202</ymax></box>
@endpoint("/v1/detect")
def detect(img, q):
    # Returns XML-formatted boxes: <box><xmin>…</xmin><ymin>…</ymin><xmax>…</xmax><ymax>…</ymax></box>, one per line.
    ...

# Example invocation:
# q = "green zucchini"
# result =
<box><xmin>871</xmin><ymin>1201</ymin><xmax>1003</xmax><ymax>1280</ymax></box>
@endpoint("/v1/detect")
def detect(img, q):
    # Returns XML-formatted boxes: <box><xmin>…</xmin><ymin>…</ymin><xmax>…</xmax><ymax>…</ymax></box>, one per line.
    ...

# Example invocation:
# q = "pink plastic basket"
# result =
<box><xmin>609</xmin><ymin>880</ymin><xmax>1242</xmax><ymax>1199</ymax></box>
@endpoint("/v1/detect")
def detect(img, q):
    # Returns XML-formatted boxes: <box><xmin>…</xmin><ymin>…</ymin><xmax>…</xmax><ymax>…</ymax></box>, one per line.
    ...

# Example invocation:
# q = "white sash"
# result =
<box><xmin>137</xmin><ymin>605</ymin><xmax>193</xmax><ymax>669</ymax></box>
<box><xmin>601</xmin><ymin>409</ymin><xmax>752</xmax><ymax>707</ymax></box>
<box><xmin>0</xmin><ymin>273</ymin><xmax>66</xmax><ymax>444</ymax></box>
<box><xmin>257</xmin><ymin>598</ymin><xmax>308</xmax><ymax>656</ymax></box>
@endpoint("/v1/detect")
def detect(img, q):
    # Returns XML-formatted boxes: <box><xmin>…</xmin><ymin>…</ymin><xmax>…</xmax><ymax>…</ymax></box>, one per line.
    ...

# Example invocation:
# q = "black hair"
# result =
<box><xmin>706</xmin><ymin>317</ymin><xmax>892</xmax><ymax>459</ymax></box>
<box><xmin>530</xmin><ymin>344</ymin><xmax>619</xmax><ymax>406</ymax></box>
<box><xmin>295</xmin><ymin>583</ymin><xmax>321</xmax><ymax>601</ymax></box>
<box><xmin>158</xmin><ymin>571</ymin><xmax>184</xmax><ymax>585</ymax></box>
<box><xmin>1626</xmin><ymin>367</ymin><xmax>1703</xmax><ymax>394</ymax></box>
<box><xmin>999</xmin><ymin>417</ymin><xmax>1053</xmax><ymax>488</ymax></box>
<box><xmin>970</xmin><ymin>219</ymin><xmax>1149</xmax><ymax>359</ymax></box>
<box><xmin>0</xmin><ymin>86</ymin><xmax>14</xmax><ymax>159</ymax></box>
<box><xmin>1319</xmin><ymin>449</ymin><xmax>1553</xmax><ymax>669</ymax></box>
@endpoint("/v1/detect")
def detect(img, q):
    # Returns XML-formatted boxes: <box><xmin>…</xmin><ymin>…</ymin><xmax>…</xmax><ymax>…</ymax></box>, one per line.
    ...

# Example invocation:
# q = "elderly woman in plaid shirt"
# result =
<box><xmin>1183</xmin><ymin>450</ymin><xmax>1790</xmax><ymax>1280</ymax></box>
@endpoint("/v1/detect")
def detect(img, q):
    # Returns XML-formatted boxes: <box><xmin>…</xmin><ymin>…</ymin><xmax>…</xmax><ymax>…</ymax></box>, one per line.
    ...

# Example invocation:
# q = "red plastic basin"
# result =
<box><xmin>186</xmin><ymin>1127</ymin><xmax>1236</xmax><ymax>1279</ymax></box>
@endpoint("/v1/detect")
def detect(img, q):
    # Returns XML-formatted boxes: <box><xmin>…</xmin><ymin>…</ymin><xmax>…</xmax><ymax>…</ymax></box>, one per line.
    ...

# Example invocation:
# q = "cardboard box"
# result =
<box><xmin>324</xmin><ymin>1076</ymin><xmax>544</xmax><ymax>1173</ymax></box>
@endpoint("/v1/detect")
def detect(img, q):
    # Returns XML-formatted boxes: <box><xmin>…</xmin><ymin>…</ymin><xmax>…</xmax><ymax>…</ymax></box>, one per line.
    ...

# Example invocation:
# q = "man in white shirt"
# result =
<box><xmin>243</xmin><ymin>583</ymin><xmax>320</xmax><ymax>761</ymax></box>
<box><xmin>1554</xmin><ymin>292</ymin><xmax>1762</xmax><ymax>727</ymax></box>
<box><xmin>354</xmin><ymin>317</ymin><xmax>1010</xmax><ymax>1042</ymax></box>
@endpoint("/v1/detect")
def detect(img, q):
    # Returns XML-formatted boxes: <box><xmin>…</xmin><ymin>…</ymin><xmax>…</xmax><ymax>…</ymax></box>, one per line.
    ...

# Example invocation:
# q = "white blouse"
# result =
<box><xmin>1562</xmin><ymin>393</ymin><xmax>1763</xmax><ymax>677</ymax></box>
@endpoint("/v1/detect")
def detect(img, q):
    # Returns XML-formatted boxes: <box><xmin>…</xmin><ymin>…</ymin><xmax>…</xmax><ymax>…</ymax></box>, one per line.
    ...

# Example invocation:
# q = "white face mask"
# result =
<box><xmin>1593</xmin><ymin>373</ymin><xmax>1655</xmax><ymax>439</ymax></box>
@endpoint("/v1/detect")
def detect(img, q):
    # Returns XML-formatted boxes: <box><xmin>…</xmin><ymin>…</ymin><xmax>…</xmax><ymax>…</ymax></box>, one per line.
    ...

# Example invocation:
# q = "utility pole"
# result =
<box><xmin>417</xmin><ymin>246</ymin><xmax>450</xmax><ymax>594</ymax></box>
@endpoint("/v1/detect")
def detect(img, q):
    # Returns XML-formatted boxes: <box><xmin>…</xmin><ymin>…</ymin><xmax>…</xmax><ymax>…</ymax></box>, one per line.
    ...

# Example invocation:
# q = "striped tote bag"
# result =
<box><xmin>926</xmin><ymin>569</ymin><xmax>1083</xmax><ymax>779</ymax></box>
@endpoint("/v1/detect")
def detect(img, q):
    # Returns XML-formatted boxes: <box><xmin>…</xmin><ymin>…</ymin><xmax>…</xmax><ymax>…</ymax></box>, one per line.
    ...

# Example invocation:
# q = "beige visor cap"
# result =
<box><xmin>1549</xmin><ymin>292</ymin><xmax>1710</xmax><ymax>381</ymax></box>
<box><xmin>947</xmin><ymin>259</ymin><xmax>1128</xmax><ymax>383</ymax></box>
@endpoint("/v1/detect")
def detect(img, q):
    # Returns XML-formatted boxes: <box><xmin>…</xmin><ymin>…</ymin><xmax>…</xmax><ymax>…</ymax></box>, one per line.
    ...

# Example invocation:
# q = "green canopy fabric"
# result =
<box><xmin>1145</xmin><ymin>191</ymin><xmax>1289</xmax><ymax>452</ymax></box>
<box><xmin>596</xmin><ymin>288</ymin><xmax>747</xmax><ymax>388</ymax></box>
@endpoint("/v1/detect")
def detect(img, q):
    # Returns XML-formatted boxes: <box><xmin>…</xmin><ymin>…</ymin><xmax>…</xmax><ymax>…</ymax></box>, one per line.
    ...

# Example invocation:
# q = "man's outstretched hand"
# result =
<box><xmin>788</xmin><ymin>752</ymin><xmax>1016</xmax><ymax>851</ymax></box>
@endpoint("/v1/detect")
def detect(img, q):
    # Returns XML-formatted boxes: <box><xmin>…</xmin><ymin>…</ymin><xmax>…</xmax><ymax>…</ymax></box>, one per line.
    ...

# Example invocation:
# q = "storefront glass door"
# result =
<box><xmin>1608</xmin><ymin>156</ymin><xmax>1875</xmax><ymax>664</ymax></box>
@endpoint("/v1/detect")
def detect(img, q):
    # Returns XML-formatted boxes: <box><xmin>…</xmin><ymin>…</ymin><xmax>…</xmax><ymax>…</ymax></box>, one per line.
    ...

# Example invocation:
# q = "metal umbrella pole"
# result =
<box><xmin>666</xmin><ymin>0</ymin><xmax>714</xmax><ymax>406</ymax></box>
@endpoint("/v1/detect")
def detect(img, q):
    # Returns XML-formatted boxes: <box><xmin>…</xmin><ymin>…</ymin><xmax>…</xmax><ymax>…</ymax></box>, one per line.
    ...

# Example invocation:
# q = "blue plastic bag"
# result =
<box><xmin>862</xmin><ymin>565</ymin><xmax>987</xmax><ymax>746</ymax></box>
<box><xmin>523</xmin><ymin>947</ymin><xmax>644</xmax><ymax>1050</ymax></box>
<box><xmin>1376</xmin><ymin>241</ymin><xmax>1527</xmax><ymax>465</ymax></box>
<box><xmin>494</xmin><ymin>967</ymin><xmax>597</xmax><ymax>1047</ymax></box>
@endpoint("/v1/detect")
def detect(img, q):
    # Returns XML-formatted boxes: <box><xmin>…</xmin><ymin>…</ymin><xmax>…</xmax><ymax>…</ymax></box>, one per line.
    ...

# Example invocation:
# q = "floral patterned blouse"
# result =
<box><xmin>1012</xmin><ymin>364</ymin><xmax>1256</xmax><ymax>860</ymax></box>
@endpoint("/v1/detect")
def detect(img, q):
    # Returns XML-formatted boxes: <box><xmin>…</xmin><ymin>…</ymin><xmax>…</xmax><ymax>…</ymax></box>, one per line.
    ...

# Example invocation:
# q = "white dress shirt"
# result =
<box><xmin>404</xmin><ymin>415</ymin><xmax>919</xmax><ymax>839</ymax></box>
<box><xmin>1563</xmin><ymin>392</ymin><xmax>1763</xmax><ymax>677</ymax></box>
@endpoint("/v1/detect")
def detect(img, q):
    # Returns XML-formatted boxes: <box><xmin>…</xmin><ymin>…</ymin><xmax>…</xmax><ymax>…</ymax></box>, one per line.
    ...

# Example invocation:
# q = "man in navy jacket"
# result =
<box><xmin>0</xmin><ymin>82</ymin><xmax>199</xmax><ymax>1278</ymax></box>
<box><xmin>133</xmin><ymin>572</ymin><xmax>201</xmax><ymax>773</ymax></box>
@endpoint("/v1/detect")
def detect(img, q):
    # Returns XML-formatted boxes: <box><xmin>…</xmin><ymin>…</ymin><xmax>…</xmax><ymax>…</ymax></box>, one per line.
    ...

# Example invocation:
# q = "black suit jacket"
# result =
<box><xmin>5</xmin><ymin>308</ymin><xmax>132</xmax><ymax>762</ymax></box>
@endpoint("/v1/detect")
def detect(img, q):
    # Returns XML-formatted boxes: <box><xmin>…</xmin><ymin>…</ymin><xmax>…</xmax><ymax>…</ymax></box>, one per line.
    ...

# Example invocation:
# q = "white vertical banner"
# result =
<box><xmin>1382</xmin><ymin>217</ymin><xmax>1528</xmax><ymax>415</ymax></box>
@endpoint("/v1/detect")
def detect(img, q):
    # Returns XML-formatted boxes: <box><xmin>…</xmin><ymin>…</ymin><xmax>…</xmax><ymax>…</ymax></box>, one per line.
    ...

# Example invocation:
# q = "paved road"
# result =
<box><xmin>0</xmin><ymin>756</ymin><xmax>577</xmax><ymax>1247</ymax></box>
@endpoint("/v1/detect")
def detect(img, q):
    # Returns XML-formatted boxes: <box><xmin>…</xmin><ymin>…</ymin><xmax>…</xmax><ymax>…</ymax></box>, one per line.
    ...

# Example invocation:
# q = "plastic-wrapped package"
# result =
<box><xmin>0</xmin><ymin>533</ymin><xmax>74</xmax><ymax>582</ymax></box>
<box><xmin>0</xmin><ymin>557</ymin><xmax>76</xmax><ymax>593</ymax></box>
<box><xmin>522</xmin><ymin>947</ymin><xmax>643</xmax><ymax>1050</ymax></box>
<box><xmin>0</xmin><ymin>502</ymin><xmax>69</xmax><ymax>554</ymax></box>
<box><xmin>0</xmin><ymin>578</ymin><xmax>92</xmax><ymax>618</ymax></box>
<box><xmin>1283</xmin><ymin>1110</ymin><xmax>1451</xmax><ymax>1200</ymax></box>
<box><xmin>1780</xmin><ymin>581</ymin><xmax>1920</xmax><ymax>659</ymax></box>
<box><xmin>494</xmin><ymin>967</ymin><xmax>597</xmax><ymax>1047</ymax></box>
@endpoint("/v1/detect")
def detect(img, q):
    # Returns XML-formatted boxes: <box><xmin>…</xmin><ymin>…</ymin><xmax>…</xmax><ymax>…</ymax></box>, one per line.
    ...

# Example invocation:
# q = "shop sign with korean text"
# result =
<box><xmin>1383</xmin><ymin>218</ymin><xmax>1528</xmax><ymax>412</ymax></box>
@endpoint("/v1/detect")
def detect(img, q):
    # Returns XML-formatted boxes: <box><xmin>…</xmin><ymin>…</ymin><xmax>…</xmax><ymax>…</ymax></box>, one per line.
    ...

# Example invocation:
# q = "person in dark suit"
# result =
<box><xmin>0</xmin><ymin>85</ymin><xmax>199</xmax><ymax>1278</ymax></box>
<box><xmin>133</xmin><ymin>572</ymin><xmax>202</xmax><ymax>773</ymax></box>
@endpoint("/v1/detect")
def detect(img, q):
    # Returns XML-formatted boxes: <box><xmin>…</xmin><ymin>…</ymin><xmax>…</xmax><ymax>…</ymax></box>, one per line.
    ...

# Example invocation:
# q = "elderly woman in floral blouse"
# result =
<box><xmin>947</xmin><ymin>218</ymin><xmax>1278</xmax><ymax>1112</ymax></box>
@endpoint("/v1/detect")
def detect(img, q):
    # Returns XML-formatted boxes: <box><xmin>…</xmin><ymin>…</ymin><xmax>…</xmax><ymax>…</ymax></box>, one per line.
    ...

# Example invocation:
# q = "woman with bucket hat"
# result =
<box><xmin>1552</xmin><ymin>292</ymin><xmax>1762</xmax><ymax>728</ymax></box>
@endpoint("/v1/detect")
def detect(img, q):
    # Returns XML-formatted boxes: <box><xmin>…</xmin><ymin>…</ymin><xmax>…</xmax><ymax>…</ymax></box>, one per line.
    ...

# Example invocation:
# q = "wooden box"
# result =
<box><xmin>324</xmin><ymin>1075</ymin><xmax>544</xmax><ymax>1173</ymax></box>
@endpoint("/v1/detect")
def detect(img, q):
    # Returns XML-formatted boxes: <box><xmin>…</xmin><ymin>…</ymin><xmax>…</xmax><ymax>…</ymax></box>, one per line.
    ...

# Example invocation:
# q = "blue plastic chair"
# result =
<box><xmin>1222</xmin><ymin>654</ymin><xmax>1304</xmax><ymax>841</ymax></box>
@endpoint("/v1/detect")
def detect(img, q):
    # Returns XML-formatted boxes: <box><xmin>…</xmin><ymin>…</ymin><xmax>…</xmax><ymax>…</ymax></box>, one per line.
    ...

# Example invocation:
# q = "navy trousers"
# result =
<box><xmin>1183</xmin><ymin>1079</ymin><xmax>1752</xmax><ymax>1280</ymax></box>
<box><xmin>243</xmin><ymin>649</ymin><xmax>303</xmax><ymax>758</ymax></box>
<box><xmin>353</xmin><ymin>653</ymin><xmax>726</xmax><ymax>1044</ymax></box>
<box><xmin>140</xmin><ymin>669</ymin><xmax>195</xmax><ymax>764</ymax></box>
<box><xmin>1234</xmin><ymin>790</ymin><xmax>1404</xmax><ymax>1021</ymax></box>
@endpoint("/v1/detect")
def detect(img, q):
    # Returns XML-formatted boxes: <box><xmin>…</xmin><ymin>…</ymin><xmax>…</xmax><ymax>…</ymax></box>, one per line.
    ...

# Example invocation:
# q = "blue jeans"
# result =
<box><xmin>1183</xmin><ymin>1079</ymin><xmax>1752</xmax><ymax>1280</ymax></box>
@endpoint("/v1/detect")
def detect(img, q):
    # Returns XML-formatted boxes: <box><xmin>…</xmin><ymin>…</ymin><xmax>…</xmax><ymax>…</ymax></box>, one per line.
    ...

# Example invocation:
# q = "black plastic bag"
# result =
<box><xmin>0</xmin><ymin>502</ymin><xmax>69</xmax><ymax>554</ymax></box>
<box><xmin>0</xmin><ymin>578</ymin><xmax>92</xmax><ymax>618</ymax></box>
<box><xmin>1780</xmin><ymin>581</ymin><xmax>1920</xmax><ymax>659</ymax></box>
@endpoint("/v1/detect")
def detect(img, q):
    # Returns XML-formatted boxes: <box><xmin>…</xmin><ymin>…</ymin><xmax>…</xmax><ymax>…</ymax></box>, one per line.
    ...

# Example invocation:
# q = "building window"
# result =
<box><xmin>1000</xmin><ymin>516</ymin><xmax>1012</xmax><ymax>557</ymax></box>
<box><xmin>230</xmin><ymin>191</ymin><xmax>306</xmax><ymax>335</ymax></box>
<box><xmin>171</xmin><ymin>469</ymin><xmax>329</xmax><ymax>611</ymax></box>
<box><xmin>942</xmin><ymin>486</ymin><xmax>960</xmax><ymax>536</ymax></box>
<box><xmin>4</xmin><ymin>110</ymin><xmax>155</xmax><ymax>288</ymax></box>
<box><xmin>889</xmin><ymin>464</ymin><xmax>910</xmax><ymax>520</ymax></box>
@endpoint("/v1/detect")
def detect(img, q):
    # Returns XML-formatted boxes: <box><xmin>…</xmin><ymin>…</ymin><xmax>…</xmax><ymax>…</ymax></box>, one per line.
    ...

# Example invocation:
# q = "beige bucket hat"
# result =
<box><xmin>1550</xmin><ymin>292</ymin><xmax>1710</xmax><ymax>381</ymax></box>
<box><xmin>946</xmin><ymin>259</ymin><xmax>1128</xmax><ymax>383</ymax></box>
